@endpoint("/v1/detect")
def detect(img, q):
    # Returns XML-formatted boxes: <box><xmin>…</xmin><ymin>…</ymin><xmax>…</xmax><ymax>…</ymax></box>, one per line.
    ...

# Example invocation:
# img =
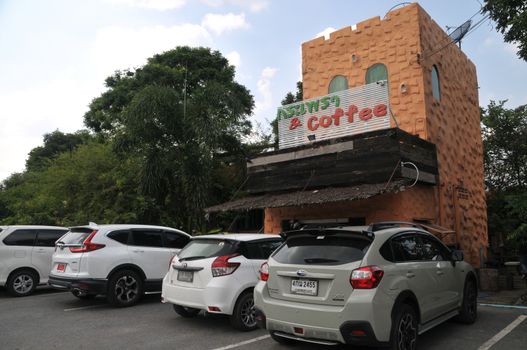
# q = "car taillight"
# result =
<box><xmin>350</xmin><ymin>266</ymin><xmax>384</xmax><ymax>289</ymax></box>
<box><xmin>259</xmin><ymin>261</ymin><xmax>269</xmax><ymax>281</ymax></box>
<box><xmin>168</xmin><ymin>255</ymin><xmax>177</xmax><ymax>269</ymax></box>
<box><xmin>69</xmin><ymin>230</ymin><xmax>105</xmax><ymax>253</ymax></box>
<box><xmin>211</xmin><ymin>254</ymin><xmax>240</xmax><ymax>277</ymax></box>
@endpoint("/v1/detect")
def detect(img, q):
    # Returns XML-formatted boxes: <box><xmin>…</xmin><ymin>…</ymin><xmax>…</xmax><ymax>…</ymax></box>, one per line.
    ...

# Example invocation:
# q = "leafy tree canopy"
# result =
<box><xmin>84</xmin><ymin>46</ymin><xmax>255</xmax><ymax>231</ymax></box>
<box><xmin>481</xmin><ymin>100</ymin><xmax>527</xmax><ymax>190</ymax></box>
<box><xmin>482</xmin><ymin>100</ymin><xmax>527</xmax><ymax>250</ymax></box>
<box><xmin>271</xmin><ymin>81</ymin><xmax>303</xmax><ymax>147</ymax></box>
<box><xmin>483</xmin><ymin>0</ymin><xmax>527</xmax><ymax>61</ymax></box>
<box><xmin>26</xmin><ymin>130</ymin><xmax>92</xmax><ymax>171</ymax></box>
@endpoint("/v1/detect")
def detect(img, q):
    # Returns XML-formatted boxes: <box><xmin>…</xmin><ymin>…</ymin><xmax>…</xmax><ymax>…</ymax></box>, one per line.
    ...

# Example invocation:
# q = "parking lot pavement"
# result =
<box><xmin>1</xmin><ymin>288</ymin><xmax>526</xmax><ymax>350</ymax></box>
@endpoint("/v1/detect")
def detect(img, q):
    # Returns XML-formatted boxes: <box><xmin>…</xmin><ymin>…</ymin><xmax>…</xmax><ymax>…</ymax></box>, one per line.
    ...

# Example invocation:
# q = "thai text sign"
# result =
<box><xmin>277</xmin><ymin>81</ymin><xmax>390</xmax><ymax>149</ymax></box>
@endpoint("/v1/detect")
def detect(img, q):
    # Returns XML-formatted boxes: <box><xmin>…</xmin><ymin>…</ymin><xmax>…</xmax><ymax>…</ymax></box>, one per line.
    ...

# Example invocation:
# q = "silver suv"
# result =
<box><xmin>254</xmin><ymin>222</ymin><xmax>477</xmax><ymax>350</ymax></box>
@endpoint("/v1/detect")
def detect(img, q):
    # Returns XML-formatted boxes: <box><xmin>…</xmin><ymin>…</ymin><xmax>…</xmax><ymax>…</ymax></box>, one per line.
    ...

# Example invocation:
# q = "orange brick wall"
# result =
<box><xmin>265</xmin><ymin>3</ymin><xmax>487</xmax><ymax>266</ymax></box>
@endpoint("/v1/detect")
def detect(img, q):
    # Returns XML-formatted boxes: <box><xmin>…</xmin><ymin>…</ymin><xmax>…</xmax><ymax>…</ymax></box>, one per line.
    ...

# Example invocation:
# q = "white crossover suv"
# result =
<box><xmin>162</xmin><ymin>234</ymin><xmax>283</xmax><ymax>331</ymax></box>
<box><xmin>0</xmin><ymin>225</ymin><xmax>68</xmax><ymax>296</ymax></box>
<box><xmin>254</xmin><ymin>222</ymin><xmax>478</xmax><ymax>350</ymax></box>
<box><xmin>48</xmin><ymin>224</ymin><xmax>190</xmax><ymax>307</ymax></box>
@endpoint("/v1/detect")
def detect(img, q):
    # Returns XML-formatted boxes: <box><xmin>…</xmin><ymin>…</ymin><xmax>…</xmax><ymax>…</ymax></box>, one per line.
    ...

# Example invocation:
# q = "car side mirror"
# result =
<box><xmin>451</xmin><ymin>250</ymin><xmax>464</xmax><ymax>262</ymax></box>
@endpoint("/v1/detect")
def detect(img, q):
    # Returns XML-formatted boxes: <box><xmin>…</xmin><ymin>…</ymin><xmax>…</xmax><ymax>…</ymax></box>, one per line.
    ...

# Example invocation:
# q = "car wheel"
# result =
<box><xmin>230</xmin><ymin>291</ymin><xmax>257</xmax><ymax>331</ymax></box>
<box><xmin>71</xmin><ymin>290</ymin><xmax>97</xmax><ymax>300</ymax></box>
<box><xmin>270</xmin><ymin>332</ymin><xmax>296</xmax><ymax>345</ymax></box>
<box><xmin>6</xmin><ymin>269</ymin><xmax>37</xmax><ymax>297</ymax></box>
<box><xmin>390</xmin><ymin>304</ymin><xmax>418</xmax><ymax>350</ymax></box>
<box><xmin>455</xmin><ymin>278</ymin><xmax>477</xmax><ymax>324</ymax></box>
<box><xmin>107</xmin><ymin>270</ymin><xmax>143</xmax><ymax>307</ymax></box>
<box><xmin>173</xmin><ymin>304</ymin><xmax>201</xmax><ymax>317</ymax></box>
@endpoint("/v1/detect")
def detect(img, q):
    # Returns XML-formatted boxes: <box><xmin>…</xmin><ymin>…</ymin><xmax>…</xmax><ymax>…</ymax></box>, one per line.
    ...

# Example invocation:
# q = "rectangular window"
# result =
<box><xmin>3</xmin><ymin>229</ymin><xmax>37</xmax><ymax>246</ymax></box>
<box><xmin>131</xmin><ymin>230</ymin><xmax>164</xmax><ymax>248</ymax></box>
<box><xmin>35</xmin><ymin>230</ymin><xmax>68</xmax><ymax>247</ymax></box>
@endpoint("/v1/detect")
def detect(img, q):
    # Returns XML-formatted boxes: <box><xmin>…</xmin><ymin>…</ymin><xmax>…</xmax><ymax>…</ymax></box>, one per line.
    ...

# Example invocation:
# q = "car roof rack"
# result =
<box><xmin>367</xmin><ymin>221</ymin><xmax>425</xmax><ymax>232</ymax></box>
<box><xmin>280</xmin><ymin>226</ymin><xmax>374</xmax><ymax>240</ymax></box>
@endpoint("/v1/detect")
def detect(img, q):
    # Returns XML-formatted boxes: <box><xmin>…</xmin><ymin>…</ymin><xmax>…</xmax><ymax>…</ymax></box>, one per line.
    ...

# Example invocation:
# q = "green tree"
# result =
<box><xmin>84</xmin><ymin>46</ymin><xmax>255</xmax><ymax>231</ymax></box>
<box><xmin>481</xmin><ymin>101</ymin><xmax>527</xmax><ymax>190</ymax></box>
<box><xmin>481</xmin><ymin>100</ymin><xmax>527</xmax><ymax>250</ymax></box>
<box><xmin>0</xmin><ymin>141</ymin><xmax>146</xmax><ymax>226</ymax></box>
<box><xmin>483</xmin><ymin>0</ymin><xmax>527</xmax><ymax>61</ymax></box>
<box><xmin>26</xmin><ymin>130</ymin><xmax>92</xmax><ymax>170</ymax></box>
<box><xmin>271</xmin><ymin>81</ymin><xmax>303</xmax><ymax>147</ymax></box>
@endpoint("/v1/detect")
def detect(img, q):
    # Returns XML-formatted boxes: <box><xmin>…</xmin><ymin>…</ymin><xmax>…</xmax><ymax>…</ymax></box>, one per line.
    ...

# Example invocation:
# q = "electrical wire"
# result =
<box><xmin>420</xmin><ymin>12</ymin><xmax>490</xmax><ymax>61</ymax></box>
<box><xmin>401</xmin><ymin>161</ymin><xmax>419</xmax><ymax>188</ymax></box>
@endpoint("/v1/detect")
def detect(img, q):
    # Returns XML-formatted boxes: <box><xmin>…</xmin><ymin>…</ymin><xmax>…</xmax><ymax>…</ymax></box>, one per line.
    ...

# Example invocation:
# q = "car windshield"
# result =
<box><xmin>178</xmin><ymin>239</ymin><xmax>238</xmax><ymax>261</ymax></box>
<box><xmin>58</xmin><ymin>228</ymin><xmax>94</xmax><ymax>245</ymax></box>
<box><xmin>272</xmin><ymin>233</ymin><xmax>371</xmax><ymax>265</ymax></box>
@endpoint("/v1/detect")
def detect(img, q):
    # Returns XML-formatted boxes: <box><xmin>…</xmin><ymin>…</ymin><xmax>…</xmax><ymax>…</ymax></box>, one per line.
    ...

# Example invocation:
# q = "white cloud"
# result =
<box><xmin>254</xmin><ymin>66</ymin><xmax>278</xmax><ymax>116</ymax></box>
<box><xmin>0</xmin><ymin>74</ymin><xmax>98</xmax><ymax>181</ymax></box>
<box><xmin>315</xmin><ymin>27</ymin><xmax>336</xmax><ymax>40</ymax></box>
<box><xmin>201</xmin><ymin>0</ymin><xmax>268</xmax><ymax>12</ymax></box>
<box><xmin>107</xmin><ymin>0</ymin><xmax>186</xmax><ymax>11</ymax></box>
<box><xmin>226</xmin><ymin>51</ymin><xmax>241</xmax><ymax>68</ymax></box>
<box><xmin>201</xmin><ymin>13</ymin><xmax>249</xmax><ymax>35</ymax></box>
<box><xmin>91</xmin><ymin>24</ymin><xmax>212</xmax><ymax>79</ymax></box>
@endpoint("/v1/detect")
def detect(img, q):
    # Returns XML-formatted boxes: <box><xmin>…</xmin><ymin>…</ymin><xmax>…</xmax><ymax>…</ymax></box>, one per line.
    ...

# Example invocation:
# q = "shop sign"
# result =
<box><xmin>277</xmin><ymin>81</ymin><xmax>390</xmax><ymax>149</ymax></box>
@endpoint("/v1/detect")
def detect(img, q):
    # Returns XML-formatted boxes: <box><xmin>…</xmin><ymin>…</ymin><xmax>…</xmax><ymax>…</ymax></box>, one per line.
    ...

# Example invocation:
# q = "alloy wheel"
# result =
<box><xmin>397</xmin><ymin>313</ymin><xmax>417</xmax><ymax>350</ymax></box>
<box><xmin>114</xmin><ymin>275</ymin><xmax>139</xmax><ymax>303</ymax></box>
<box><xmin>13</xmin><ymin>274</ymin><xmax>34</xmax><ymax>295</ymax></box>
<box><xmin>239</xmin><ymin>297</ymin><xmax>256</xmax><ymax>328</ymax></box>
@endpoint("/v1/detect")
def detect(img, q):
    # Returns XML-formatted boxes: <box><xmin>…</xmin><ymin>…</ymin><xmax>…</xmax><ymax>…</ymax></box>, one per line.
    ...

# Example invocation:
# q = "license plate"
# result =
<box><xmin>177</xmin><ymin>270</ymin><xmax>194</xmax><ymax>283</ymax></box>
<box><xmin>57</xmin><ymin>263</ymin><xmax>65</xmax><ymax>272</ymax></box>
<box><xmin>291</xmin><ymin>279</ymin><xmax>318</xmax><ymax>296</ymax></box>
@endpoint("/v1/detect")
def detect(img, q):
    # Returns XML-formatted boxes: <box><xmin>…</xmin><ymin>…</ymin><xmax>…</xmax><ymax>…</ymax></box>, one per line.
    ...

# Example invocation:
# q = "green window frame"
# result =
<box><xmin>431</xmin><ymin>65</ymin><xmax>441</xmax><ymax>101</ymax></box>
<box><xmin>328</xmin><ymin>75</ymin><xmax>349</xmax><ymax>94</ymax></box>
<box><xmin>365</xmin><ymin>63</ymin><xmax>388</xmax><ymax>84</ymax></box>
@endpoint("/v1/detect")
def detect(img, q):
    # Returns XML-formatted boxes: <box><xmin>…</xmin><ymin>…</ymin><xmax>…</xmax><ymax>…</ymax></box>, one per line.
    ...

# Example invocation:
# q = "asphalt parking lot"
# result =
<box><xmin>1</xmin><ymin>288</ymin><xmax>526</xmax><ymax>350</ymax></box>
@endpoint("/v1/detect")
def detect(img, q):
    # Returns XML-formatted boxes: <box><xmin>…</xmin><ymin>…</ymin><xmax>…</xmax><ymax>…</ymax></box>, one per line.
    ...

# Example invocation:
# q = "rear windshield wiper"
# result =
<box><xmin>179</xmin><ymin>255</ymin><xmax>208</xmax><ymax>262</ymax></box>
<box><xmin>304</xmin><ymin>258</ymin><xmax>339</xmax><ymax>264</ymax></box>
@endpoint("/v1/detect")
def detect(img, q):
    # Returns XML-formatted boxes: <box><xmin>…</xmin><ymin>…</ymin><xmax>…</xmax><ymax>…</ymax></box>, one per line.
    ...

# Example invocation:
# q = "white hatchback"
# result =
<box><xmin>0</xmin><ymin>225</ymin><xmax>68</xmax><ymax>296</ymax></box>
<box><xmin>162</xmin><ymin>234</ymin><xmax>283</xmax><ymax>331</ymax></box>
<box><xmin>48</xmin><ymin>223</ymin><xmax>190</xmax><ymax>307</ymax></box>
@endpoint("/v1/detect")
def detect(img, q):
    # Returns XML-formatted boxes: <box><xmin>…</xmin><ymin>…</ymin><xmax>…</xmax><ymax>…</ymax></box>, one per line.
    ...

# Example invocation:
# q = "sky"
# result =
<box><xmin>0</xmin><ymin>0</ymin><xmax>526</xmax><ymax>181</ymax></box>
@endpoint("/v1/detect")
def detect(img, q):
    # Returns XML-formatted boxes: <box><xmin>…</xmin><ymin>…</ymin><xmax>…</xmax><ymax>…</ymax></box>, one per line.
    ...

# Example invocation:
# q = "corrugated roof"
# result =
<box><xmin>205</xmin><ymin>180</ymin><xmax>408</xmax><ymax>213</ymax></box>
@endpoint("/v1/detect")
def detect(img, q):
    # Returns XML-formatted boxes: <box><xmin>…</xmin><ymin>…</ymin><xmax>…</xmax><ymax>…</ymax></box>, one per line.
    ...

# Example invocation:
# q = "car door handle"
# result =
<box><xmin>132</xmin><ymin>250</ymin><xmax>145</xmax><ymax>253</ymax></box>
<box><xmin>406</xmin><ymin>272</ymin><xmax>415</xmax><ymax>278</ymax></box>
<box><xmin>436</xmin><ymin>270</ymin><xmax>444</xmax><ymax>275</ymax></box>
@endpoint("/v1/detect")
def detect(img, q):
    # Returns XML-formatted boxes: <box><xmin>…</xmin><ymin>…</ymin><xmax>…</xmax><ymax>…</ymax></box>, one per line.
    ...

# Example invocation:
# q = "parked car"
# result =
<box><xmin>162</xmin><ymin>233</ymin><xmax>283</xmax><ymax>331</ymax></box>
<box><xmin>48</xmin><ymin>224</ymin><xmax>190</xmax><ymax>307</ymax></box>
<box><xmin>254</xmin><ymin>222</ymin><xmax>478</xmax><ymax>349</ymax></box>
<box><xmin>0</xmin><ymin>225</ymin><xmax>68</xmax><ymax>296</ymax></box>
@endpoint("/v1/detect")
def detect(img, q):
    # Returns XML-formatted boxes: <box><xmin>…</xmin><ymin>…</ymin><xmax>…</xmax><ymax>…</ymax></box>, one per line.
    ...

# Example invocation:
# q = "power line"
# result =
<box><xmin>420</xmin><ymin>13</ymin><xmax>490</xmax><ymax>61</ymax></box>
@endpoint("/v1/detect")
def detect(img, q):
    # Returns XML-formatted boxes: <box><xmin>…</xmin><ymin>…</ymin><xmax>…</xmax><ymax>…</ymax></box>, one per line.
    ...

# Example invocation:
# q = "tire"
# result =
<box><xmin>106</xmin><ymin>269</ymin><xmax>143</xmax><ymax>307</ymax></box>
<box><xmin>455</xmin><ymin>278</ymin><xmax>477</xmax><ymax>324</ymax></box>
<box><xmin>389</xmin><ymin>303</ymin><xmax>418</xmax><ymax>350</ymax></box>
<box><xmin>270</xmin><ymin>331</ymin><xmax>296</xmax><ymax>345</ymax></box>
<box><xmin>230</xmin><ymin>291</ymin><xmax>257</xmax><ymax>331</ymax></box>
<box><xmin>71</xmin><ymin>290</ymin><xmax>97</xmax><ymax>300</ymax></box>
<box><xmin>173</xmin><ymin>304</ymin><xmax>201</xmax><ymax>318</ymax></box>
<box><xmin>6</xmin><ymin>269</ymin><xmax>38</xmax><ymax>297</ymax></box>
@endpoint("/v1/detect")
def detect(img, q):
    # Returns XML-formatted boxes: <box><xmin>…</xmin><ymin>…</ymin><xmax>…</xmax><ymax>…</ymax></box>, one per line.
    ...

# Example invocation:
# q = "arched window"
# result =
<box><xmin>431</xmin><ymin>65</ymin><xmax>441</xmax><ymax>101</ymax></box>
<box><xmin>365</xmin><ymin>63</ymin><xmax>388</xmax><ymax>84</ymax></box>
<box><xmin>328</xmin><ymin>75</ymin><xmax>348</xmax><ymax>94</ymax></box>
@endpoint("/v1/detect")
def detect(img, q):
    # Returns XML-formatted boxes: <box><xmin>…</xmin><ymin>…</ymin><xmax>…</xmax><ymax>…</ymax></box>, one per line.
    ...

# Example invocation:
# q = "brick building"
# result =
<box><xmin>207</xmin><ymin>3</ymin><xmax>487</xmax><ymax>267</ymax></box>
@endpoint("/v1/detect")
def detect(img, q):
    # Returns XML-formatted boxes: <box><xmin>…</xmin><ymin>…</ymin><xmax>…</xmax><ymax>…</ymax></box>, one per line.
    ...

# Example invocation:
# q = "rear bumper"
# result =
<box><xmin>48</xmin><ymin>275</ymin><xmax>107</xmax><ymax>295</ymax></box>
<box><xmin>161</xmin><ymin>274</ymin><xmax>241</xmax><ymax>315</ymax></box>
<box><xmin>254</xmin><ymin>281</ymin><xmax>393</xmax><ymax>345</ymax></box>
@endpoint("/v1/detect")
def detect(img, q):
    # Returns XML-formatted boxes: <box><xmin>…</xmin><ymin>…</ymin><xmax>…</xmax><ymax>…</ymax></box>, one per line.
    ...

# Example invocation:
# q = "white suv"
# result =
<box><xmin>0</xmin><ymin>225</ymin><xmax>68</xmax><ymax>296</ymax></box>
<box><xmin>162</xmin><ymin>234</ymin><xmax>283</xmax><ymax>331</ymax></box>
<box><xmin>254</xmin><ymin>222</ymin><xmax>478</xmax><ymax>349</ymax></box>
<box><xmin>48</xmin><ymin>224</ymin><xmax>190</xmax><ymax>307</ymax></box>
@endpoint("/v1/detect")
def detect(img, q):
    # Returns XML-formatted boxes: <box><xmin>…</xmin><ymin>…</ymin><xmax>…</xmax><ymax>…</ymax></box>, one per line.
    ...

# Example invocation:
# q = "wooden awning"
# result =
<box><xmin>205</xmin><ymin>180</ymin><xmax>408</xmax><ymax>213</ymax></box>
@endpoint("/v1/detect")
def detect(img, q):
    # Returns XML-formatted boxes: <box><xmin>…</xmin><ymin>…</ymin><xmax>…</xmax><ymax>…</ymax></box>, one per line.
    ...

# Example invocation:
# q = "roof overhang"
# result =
<box><xmin>205</xmin><ymin>180</ymin><xmax>408</xmax><ymax>213</ymax></box>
